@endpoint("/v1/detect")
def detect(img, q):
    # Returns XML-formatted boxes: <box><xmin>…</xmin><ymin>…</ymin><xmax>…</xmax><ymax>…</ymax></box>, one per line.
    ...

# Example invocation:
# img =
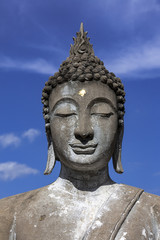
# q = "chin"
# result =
<box><xmin>60</xmin><ymin>153</ymin><xmax>109</xmax><ymax>172</ymax></box>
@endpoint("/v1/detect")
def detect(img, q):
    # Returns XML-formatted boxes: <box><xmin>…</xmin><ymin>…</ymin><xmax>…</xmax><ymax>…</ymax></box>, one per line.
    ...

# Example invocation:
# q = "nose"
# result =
<box><xmin>74</xmin><ymin>116</ymin><xmax>94</xmax><ymax>143</ymax></box>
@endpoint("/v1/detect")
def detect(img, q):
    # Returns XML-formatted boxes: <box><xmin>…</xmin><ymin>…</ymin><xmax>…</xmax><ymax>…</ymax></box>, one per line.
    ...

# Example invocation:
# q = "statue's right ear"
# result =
<box><xmin>112</xmin><ymin>124</ymin><xmax>124</xmax><ymax>174</ymax></box>
<box><xmin>44</xmin><ymin>133</ymin><xmax>56</xmax><ymax>175</ymax></box>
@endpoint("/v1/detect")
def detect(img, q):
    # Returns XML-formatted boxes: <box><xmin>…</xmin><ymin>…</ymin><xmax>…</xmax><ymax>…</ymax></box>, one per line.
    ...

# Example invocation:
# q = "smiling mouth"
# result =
<box><xmin>69</xmin><ymin>144</ymin><xmax>98</xmax><ymax>155</ymax></box>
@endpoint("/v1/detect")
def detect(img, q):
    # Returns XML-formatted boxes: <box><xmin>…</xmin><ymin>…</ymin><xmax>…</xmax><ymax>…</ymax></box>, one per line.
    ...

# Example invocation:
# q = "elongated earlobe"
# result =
<box><xmin>44</xmin><ymin>141</ymin><xmax>56</xmax><ymax>175</ymax></box>
<box><xmin>112</xmin><ymin>125</ymin><xmax>124</xmax><ymax>174</ymax></box>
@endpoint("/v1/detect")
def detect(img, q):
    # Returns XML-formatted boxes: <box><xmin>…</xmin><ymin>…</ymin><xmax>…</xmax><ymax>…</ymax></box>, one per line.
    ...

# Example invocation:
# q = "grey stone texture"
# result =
<box><xmin>0</xmin><ymin>181</ymin><xmax>160</xmax><ymax>239</ymax></box>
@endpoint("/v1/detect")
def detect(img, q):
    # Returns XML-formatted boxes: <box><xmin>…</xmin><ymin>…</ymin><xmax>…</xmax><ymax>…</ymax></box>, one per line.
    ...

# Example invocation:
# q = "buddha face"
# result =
<box><xmin>49</xmin><ymin>81</ymin><xmax>118</xmax><ymax>171</ymax></box>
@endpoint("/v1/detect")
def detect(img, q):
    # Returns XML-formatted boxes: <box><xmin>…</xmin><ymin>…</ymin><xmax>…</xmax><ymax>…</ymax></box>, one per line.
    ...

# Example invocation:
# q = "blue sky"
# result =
<box><xmin>0</xmin><ymin>0</ymin><xmax>160</xmax><ymax>199</ymax></box>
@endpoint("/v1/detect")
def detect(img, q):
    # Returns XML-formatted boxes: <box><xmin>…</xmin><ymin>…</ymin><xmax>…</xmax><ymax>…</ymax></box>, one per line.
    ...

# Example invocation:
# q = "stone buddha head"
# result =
<box><xmin>41</xmin><ymin>23</ymin><xmax>125</xmax><ymax>176</ymax></box>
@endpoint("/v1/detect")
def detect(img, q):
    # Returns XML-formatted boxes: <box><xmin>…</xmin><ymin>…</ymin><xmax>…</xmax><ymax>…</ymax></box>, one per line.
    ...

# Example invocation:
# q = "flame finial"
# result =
<box><xmin>80</xmin><ymin>22</ymin><xmax>84</xmax><ymax>37</ymax></box>
<box><xmin>70</xmin><ymin>22</ymin><xmax>94</xmax><ymax>56</ymax></box>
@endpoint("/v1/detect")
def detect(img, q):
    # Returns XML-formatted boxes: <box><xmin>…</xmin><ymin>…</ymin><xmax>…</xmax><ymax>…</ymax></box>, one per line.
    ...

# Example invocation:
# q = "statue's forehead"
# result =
<box><xmin>49</xmin><ymin>81</ymin><xmax>117</xmax><ymax>108</ymax></box>
<box><xmin>59</xmin><ymin>82</ymin><xmax>89</xmax><ymax>97</ymax></box>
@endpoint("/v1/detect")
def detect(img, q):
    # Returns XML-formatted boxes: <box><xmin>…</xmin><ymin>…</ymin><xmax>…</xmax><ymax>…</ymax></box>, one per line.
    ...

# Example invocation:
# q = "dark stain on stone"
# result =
<box><xmin>39</xmin><ymin>214</ymin><xmax>46</xmax><ymax>221</ymax></box>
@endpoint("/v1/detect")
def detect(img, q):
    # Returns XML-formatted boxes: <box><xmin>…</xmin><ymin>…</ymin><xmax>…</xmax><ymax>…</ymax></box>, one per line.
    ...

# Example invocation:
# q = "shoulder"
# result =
<box><xmin>117</xmin><ymin>184</ymin><xmax>160</xmax><ymax>212</ymax></box>
<box><xmin>0</xmin><ymin>185</ymin><xmax>49</xmax><ymax>213</ymax></box>
<box><xmin>119</xmin><ymin>183</ymin><xmax>160</xmax><ymax>201</ymax></box>
<box><xmin>139</xmin><ymin>191</ymin><xmax>160</xmax><ymax>222</ymax></box>
<box><xmin>115</xmin><ymin>184</ymin><xmax>160</xmax><ymax>239</ymax></box>
<box><xmin>120</xmin><ymin>184</ymin><xmax>160</xmax><ymax>222</ymax></box>
<box><xmin>141</xmin><ymin>191</ymin><xmax>160</xmax><ymax>204</ymax></box>
<box><xmin>0</xmin><ymin>186</ymin><xmax>48</xmax><ymax>239</ymax></box>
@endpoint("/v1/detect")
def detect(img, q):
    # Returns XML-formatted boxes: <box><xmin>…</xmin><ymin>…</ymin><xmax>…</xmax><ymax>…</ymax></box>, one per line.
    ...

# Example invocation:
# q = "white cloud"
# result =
<box><xmin>0</xmin><ymin>162</ymin><xmax>38</xmax><ymax>181</ymax></box>
<box><xmin>22</xmin><ymin>128</ymin><xmax>40</xmax><ymax>142</ymax></box>
<box><xmin>105</xmin><ymin>37</ymin><xmax>160</xmax><ymax>76</ymax></box>
<box><xmin>0</xmin><ymin>56</ymin><xmax>56</xmax><ymax>75</ymax></box>
<box><xmin>0</xmin><ymin>129</ymin><xmax>40</xmax><ymax>148</ymax></box>
<box><xmin>0</xmin><ymin>134</ymin><xmax>21</xmax><ymax>148</ymax></box>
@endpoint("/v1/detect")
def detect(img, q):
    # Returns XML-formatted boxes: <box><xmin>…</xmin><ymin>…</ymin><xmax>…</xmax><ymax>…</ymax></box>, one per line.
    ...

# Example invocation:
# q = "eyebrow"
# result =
<box><xmin>50</xmin><ymin>98</ymin><xmax>78</xmax><ymax>113</ymax></box>
<box><xmin>87</xmin><ymin>97</ymin><xmax>117</xmax><ymax>112</ymax></box>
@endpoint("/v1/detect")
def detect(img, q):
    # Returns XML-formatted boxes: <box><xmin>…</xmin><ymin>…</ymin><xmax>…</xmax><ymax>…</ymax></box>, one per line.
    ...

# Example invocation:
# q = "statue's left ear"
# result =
<box><xmin>112</xmin><ymin>124</ymin><xmax>124</xmax><ymax>174</ymax></box>
<box><xmin>44</xmin><ymin>134</ymin><xmax>56</xmax><ymax>175</ymax></box>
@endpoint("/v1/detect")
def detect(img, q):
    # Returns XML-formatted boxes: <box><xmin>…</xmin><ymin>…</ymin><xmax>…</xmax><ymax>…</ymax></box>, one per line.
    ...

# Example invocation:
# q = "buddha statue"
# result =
<box><xmin>0</xmin><ymin>23</ymin><xmax>160</xmax><ymax>240</ymax></box>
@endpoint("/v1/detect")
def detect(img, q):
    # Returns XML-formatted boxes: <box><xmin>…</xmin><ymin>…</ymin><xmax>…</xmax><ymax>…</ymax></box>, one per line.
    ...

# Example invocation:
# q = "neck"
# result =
<box><xmin>59</xmin><ymin>163</ymin><xmax>114</xmax><ymax>191</ymax></box>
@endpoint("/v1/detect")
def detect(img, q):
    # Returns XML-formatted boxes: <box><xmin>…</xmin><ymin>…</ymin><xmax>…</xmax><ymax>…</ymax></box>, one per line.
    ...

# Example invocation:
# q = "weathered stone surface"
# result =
<box><xmin>0</xmin><ymin>182</ymin><xmax>160</xmax><ymax>239</ymax></box>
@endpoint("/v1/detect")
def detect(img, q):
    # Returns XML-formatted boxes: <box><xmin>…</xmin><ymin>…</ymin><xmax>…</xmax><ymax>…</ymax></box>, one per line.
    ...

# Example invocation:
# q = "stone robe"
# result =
<box><xmin>0</xmin><ymin>179</ymin><xmax>160</xmax><ymax>240</ymax></box>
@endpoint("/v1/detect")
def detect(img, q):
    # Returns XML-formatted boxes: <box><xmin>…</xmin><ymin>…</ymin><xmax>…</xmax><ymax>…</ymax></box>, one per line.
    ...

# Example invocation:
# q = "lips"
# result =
<box><xmin>69</xmin><ymin>143</ymin><xmax>98</xmax><ymax>154</ymax></box>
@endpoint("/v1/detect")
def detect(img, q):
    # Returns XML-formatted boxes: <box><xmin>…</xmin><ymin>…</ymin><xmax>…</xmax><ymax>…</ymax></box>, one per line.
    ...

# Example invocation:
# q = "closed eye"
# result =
<box><xmin>54</xmin><ymin>113</ymin><xmax>77</xmax><ymax>117</ymax></box>
<box><xmin>91</xmin><ymin>112</ymin><xmax>113</xmax><ymax>118</ymax></box>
